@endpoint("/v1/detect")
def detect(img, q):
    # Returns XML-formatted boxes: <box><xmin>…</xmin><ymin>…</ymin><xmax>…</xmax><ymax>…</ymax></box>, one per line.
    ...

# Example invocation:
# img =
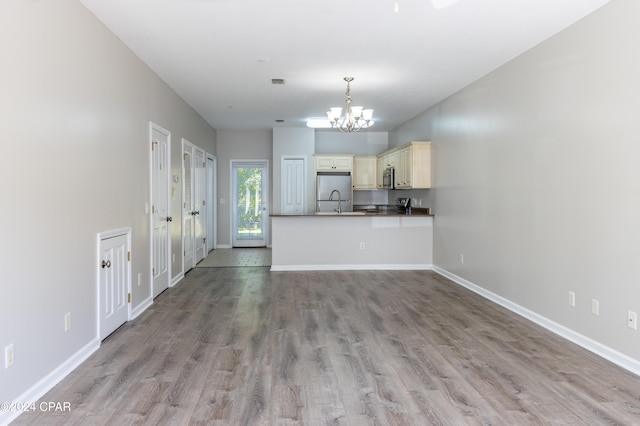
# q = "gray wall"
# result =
<box><xmin>315</xmin><ymin>131</ymin><xmax>388</xmax><ymax>156</ymax></box>
<box><xmin>216</xmin><ymin>130</ymin><xmax>273</xmax><ymax>247</ymax></box>
<box><xmin>392</xmin><ymin>0</ymin><xmax>640</xmax><ymax>363</ymax></box>
<box><xmin>0</xmin><ymin>0</ymin><xmax>216</xmax><ymax>405</ymax></box>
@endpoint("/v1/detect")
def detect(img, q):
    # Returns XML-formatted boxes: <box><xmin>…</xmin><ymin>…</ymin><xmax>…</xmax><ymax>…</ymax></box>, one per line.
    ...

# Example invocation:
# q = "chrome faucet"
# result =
<box><xmin>329</xmin><ymin>189</ymin><xmax>342</xmax><ymax>213</ymax></box>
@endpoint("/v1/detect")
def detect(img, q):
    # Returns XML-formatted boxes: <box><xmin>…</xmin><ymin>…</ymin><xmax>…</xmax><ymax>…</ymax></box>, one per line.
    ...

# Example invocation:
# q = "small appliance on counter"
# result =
<box><xmin>395</xmin><ymin>197</ymin><xmax>411</xmax><ymax>214</ymax></box>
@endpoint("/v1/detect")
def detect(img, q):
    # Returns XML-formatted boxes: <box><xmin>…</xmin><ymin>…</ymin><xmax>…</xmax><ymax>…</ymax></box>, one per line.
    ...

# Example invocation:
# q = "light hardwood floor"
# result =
<box><xmin>13</xmin><ymin>268</ymin><xmax>640</xmax><ymax>425</ymax></box>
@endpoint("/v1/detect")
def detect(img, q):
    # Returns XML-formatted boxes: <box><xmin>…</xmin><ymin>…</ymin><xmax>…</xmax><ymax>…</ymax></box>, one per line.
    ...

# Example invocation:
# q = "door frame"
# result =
<box><xmin>230</xmin><ymin>159</ymin><xmax>270</xmax><ymax>247</ymax></box>
<box><xmin>96</xmin><ymin>227</ymin><xmax>131</xmax><ymax>341</ymax></box>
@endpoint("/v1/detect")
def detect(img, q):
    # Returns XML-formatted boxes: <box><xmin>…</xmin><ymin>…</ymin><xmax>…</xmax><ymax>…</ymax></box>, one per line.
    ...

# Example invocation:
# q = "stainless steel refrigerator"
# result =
<box><xmin>316</xmin><ymin>172</ymin><xmax>353</xmax><ymax>213</ymax></box>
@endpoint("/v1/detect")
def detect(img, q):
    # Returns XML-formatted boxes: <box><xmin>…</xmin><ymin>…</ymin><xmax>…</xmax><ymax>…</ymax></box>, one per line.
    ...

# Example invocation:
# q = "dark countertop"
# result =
<box><xmin>270</xmin><ymin>207</ymin><xmax>433</xmax><ymax>218</ymax></box>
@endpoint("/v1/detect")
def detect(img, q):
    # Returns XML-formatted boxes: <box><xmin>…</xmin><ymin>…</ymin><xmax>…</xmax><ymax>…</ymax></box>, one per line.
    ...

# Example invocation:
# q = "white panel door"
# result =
<box><xmin>151</xmin><ymin>124</ymin><xmax>171</xmax><ymax>298</ymax></box>
<box><xmin>99</xmin><ymin>233</ymin><xmax>129</xmax><ymax>340</ymax></box>
<box><xmin>183</xmin><ymin>144</ymin><xmax>194</xmax><ymax>272</ymax></box>
<box><xmin>206</xmin><ymin>155</ymin><xmax>217</xmax><ymax>253</ymax></box>
<box><xmin>282</xmin><ymin>157</ymin><xmax>305</xmax><ymax>215</ymax></box>
<box><xmin>193</xmin><ymin>146</ymin><xmax>206</xmax><ymax>263</ymax></box>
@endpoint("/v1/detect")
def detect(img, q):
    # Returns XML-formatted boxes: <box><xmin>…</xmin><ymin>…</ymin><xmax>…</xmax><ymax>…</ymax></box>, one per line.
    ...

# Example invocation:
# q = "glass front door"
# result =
<box><xmin>232</xmin><ymin>161</ymin><xmax>268</xmax><ymax>247</ymax></box>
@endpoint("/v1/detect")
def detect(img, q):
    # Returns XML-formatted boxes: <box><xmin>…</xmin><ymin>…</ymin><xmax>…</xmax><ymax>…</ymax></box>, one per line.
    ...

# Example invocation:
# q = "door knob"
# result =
<box><xmin>101</xmin><ymin>260</ymin><xmax>111</xmax><ymax>268</ymax></box>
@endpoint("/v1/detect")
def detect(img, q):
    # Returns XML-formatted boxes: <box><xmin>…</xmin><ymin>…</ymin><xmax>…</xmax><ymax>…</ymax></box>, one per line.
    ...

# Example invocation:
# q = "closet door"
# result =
<box><xmin>193</xmin><ymin>146</ymin><xmax>206</xmax><ymax>264</ymax></box>
<box><xmin>182</xmin><ymin>141</ymin><xmax>194</xmax><ymax>272</ymax></box>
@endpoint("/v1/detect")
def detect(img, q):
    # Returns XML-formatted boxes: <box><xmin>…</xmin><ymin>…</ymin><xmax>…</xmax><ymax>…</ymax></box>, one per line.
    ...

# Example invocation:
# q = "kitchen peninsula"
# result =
<box><xmin>270</xmin><ymin>211</ymin><xmax>433</xmax><ymax>271</ymax></box>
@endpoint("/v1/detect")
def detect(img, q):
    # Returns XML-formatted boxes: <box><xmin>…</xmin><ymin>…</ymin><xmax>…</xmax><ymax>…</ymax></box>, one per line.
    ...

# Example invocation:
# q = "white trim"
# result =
<box><xmin>216</xmin><ymin>244</ymin><xmax>232</xmax><ymax>249</ymax></box>
<box><xmin>270</xmin><ymin>264</ymin><xmax>433</xmax><ymax>272</ymax></box>
<box><xmin>0</xmin><ymin>338</ymin><xmax>100</xmax><ymax>426</ymax></box>
<box><xmin>432</xmin><ymin>266</ymin><xmax>640</xmax><ymax>377</ymax></box>
<box><xmin>171</xmin><ymin>272</ymin><xmax>185</xmax><ymax>287</ymax></box>
<box><xmin>130</xmin><ymin>296</ymin><xmax>153</xmax><ymax>320</ymax></box>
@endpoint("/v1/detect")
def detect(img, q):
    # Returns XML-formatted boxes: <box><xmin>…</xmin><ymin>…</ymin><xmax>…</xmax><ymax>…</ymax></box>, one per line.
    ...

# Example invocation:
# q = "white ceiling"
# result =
<box><xmin>80</xmin><ymin>0</ymin><xmax>610</xmax><ymax>132</ymax></box>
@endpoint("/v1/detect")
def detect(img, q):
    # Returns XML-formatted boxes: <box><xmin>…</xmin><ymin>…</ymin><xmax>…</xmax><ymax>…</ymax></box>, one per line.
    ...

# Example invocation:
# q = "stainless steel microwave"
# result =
<box><xmin>382</xmin><ymin>167</ymin><xmax>394</xmax><ymax>189</ymax></box>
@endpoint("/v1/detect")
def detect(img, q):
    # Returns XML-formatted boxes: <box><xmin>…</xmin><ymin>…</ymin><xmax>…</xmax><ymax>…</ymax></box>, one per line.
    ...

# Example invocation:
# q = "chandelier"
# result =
<box><xmin>327</xmin><ymin>77</ymin><xmax>374</xmax><ymax>132</ymax></box>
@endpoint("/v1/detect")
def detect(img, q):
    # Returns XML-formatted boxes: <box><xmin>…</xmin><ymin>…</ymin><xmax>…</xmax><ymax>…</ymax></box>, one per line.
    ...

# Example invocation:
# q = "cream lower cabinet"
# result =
<box><xmin>353</xmin><ymin>156</ymin><xmax>377</xmax><ymax>189</ymax></box>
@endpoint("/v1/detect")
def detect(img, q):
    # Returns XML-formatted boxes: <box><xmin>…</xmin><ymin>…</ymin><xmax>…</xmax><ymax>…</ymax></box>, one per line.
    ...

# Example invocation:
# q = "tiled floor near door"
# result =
<box><xmin>196</xmin><ymin>248</ymin><xmax>271</xmax><ymax>267</ymax></box>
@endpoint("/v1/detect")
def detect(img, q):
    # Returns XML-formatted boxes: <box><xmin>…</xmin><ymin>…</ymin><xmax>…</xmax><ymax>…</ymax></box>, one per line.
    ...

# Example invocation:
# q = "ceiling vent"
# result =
<box><xmin>271</xmin><ymin>78</ymin><xmax>285</xmax><ymax>85</ymax></box>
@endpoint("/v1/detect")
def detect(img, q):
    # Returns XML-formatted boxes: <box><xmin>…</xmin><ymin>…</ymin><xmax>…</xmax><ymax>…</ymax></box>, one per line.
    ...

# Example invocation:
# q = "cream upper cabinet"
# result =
<box><xmin>394</xmin><ymin>141</ymin><xmax>431</xmax><ymax>189</ymax></box>
<box><xmin>353</xmin><ymin>156</ymin><xmax>377</xmax><ymax>189</ymax></box>
<box><xmin>376</xmin><ymin>156</ymin><xmax>386</xmax><ymax>189</ymax></box>
<box><xmin>315</xmin><ymin>155</ymin><xmax>353</xmax><ymax>172</ymax></box>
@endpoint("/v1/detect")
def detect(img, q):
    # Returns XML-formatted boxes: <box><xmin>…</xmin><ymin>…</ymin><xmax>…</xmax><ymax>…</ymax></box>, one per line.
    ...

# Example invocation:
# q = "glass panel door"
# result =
<box><xmin>232</xmin><ymin>161</ymin><xmax>268</xmax><ymax>247</ymax></box>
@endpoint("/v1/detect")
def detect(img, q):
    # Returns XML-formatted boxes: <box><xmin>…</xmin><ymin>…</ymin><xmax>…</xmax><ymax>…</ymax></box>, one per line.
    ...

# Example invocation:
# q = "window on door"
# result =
<box><xmin>232</xmin><ymin>160</ymin><xmax>269</xmax><ymax>247</ymax></box>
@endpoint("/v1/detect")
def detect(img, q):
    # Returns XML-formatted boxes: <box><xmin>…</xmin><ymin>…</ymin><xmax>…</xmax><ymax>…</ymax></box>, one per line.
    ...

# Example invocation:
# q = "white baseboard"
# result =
<box><xmin>216</xmin><ymin>244</ymin><xmax>232</xmax><ymax>249</ymax></box>
<box><xmin>270</xmin><ymin>264</ymin><xmax>433</xmax><ymax>272</ymax></box>
<box><xmin>0</xmin><ymin>338</ymin><xmax>100</xmax><ymax>426</ymax></box>
<box><xmin>130</xmin><ymin>295</ymin><xmax>153</xmax><ymax>320</ymax></box>
<box><xmin>432</xmin><ymin>266</ymin><xmax>640</xmax><ymax>377</ymax></box>
<box><xmin>171</xmin><ymin>273</ymin><xmax>184</xmax><ymax>287</ymax></box>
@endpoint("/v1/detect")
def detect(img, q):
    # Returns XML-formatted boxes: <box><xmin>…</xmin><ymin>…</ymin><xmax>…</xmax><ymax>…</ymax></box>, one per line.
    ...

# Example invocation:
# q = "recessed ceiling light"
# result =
<box><xmin>271</xmin><ymin>78</ymin><xmax>285</xmax><ymax>85</ymax></box>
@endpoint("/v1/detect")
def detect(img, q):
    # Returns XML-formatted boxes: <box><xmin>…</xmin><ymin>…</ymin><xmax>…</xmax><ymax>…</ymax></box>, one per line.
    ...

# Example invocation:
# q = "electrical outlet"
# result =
<box><xmin>592</xmin><ymin>299</ymin><xmax>599</xmax><ymax>316</ymax></box>
<box><xmin>360</xmin><ymin>242</ymin><xmax>365</xmax><ymax>250</ymax></box>
<box><xmin>628</xmin><ymin>311</ymin><xmax>637</xmax><ymax>330</ymax></box>
<box><xmin>459</xmin><ymin>254</ymin><xmax>464</xmax><ymax>264</ymax></box>
<box><xmin>5</xmin><ymin>344</ymin><xmax>14</xmax><ymax>368</ymax></box>
<box><xmin>568</xmin><ymin>291</ymin><xmax>575</xmax><ymax>307</ymax></box>
<box><xmin>138</xmin><ymin>273</ymin><xmax>142</xmax><ymax>286</ymax></box>
<box><xmin>64</xmin><ymin>312</ymin><xmax>71</xmax><ymax>332</ymax></box>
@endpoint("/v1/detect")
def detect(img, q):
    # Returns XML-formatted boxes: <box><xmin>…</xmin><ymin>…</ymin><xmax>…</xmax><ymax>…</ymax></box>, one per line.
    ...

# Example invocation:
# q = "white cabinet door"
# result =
<box><xmin>99</xmin><ymin>232</ymin><xmax>129</xmax><ymax>340</ymax></box>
